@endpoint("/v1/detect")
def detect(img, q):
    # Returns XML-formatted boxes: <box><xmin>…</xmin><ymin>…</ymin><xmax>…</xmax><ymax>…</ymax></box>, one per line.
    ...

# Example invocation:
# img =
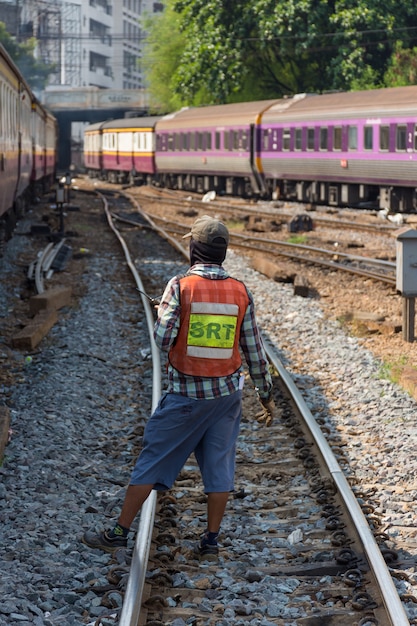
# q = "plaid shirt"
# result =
<box><xmin>153</xmin><ymin>264</ymin><xmax>272</xmax><ymax>400</ymax></box>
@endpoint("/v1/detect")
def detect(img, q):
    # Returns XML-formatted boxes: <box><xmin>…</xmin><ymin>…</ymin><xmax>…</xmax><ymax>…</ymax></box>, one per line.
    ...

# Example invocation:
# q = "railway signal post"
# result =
<box><xmin>56</xmin><ymin>182</ymin><xmax>66</xmax><ymax>237</ymax></box>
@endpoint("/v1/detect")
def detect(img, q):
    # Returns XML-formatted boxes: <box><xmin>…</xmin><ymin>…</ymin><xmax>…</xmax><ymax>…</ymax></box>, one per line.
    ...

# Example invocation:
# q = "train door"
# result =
<box><xmin>116</xmin><ymin>132</ymin><xmax>120</xmax><ymax>166</ymax></box>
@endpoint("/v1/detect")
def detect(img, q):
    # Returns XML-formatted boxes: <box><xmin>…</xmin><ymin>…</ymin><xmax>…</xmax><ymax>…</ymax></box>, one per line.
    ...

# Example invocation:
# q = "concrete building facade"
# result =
<box><xmin>1</xmin><ymin>0</ymin><xmax>163</xmax><ymax>90</ymax></box>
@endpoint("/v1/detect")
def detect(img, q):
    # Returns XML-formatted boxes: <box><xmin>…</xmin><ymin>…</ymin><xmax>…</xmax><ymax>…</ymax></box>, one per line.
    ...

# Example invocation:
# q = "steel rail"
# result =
<box><xmin>262</xmin><ymin>336</ymin><xmax>410</xmax><ymax>626</ymax></box>
<box><xmin>100</xmin><ymin>191</ymin><xmax>407</xmax><ymax>625</ymax></box>
<box><xmin>116</xmin><ymin>208</ymin><xmax>396</xmax><ymax>270</ymax></box>
<box><xmin>99</xmin><ymin>191</ymin><xmax>191</xmax><ymax>626</ymax></box>
<box><xmin>98</xmin><ymin>192</ymin><xmax>163</xmax><ymax>626</ymax></box>
<box><xmin>132</xmin><ymin>211</ymin><xmax>397</xmax><ymax>285</ymax></box>
<box><xmin>123</xmin><ymin>191</ymin><xmax>191</xmax><ymax>260</ymax></box>
<box><xmin>34</xmin><ymin>242</ymin><xmax>54</xmax><ymax>294</ymax></box>
<box><xmin>133</xmin><ymin>186</ymin><xmax>399</xmax><ymax>233</ymax></box>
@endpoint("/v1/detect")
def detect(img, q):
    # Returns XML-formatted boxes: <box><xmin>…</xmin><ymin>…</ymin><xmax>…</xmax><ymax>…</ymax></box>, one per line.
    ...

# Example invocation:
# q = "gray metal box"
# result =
<box><xmin>396</xmin><ymin>228</ymin><xmax>417</xmax><ymax>296</ymax></box>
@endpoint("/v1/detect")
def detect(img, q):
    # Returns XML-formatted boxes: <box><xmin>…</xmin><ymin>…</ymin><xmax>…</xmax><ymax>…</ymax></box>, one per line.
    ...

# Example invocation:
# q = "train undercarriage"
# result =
<box><xmin>87</xmin><ymin>166</ymin><xmax>417</xmax><ymax>213</ymax></box>
<box><xmin>267</xmin><ymin>179</ymin><xmax>417</xmax><ymax>213</ymax></box>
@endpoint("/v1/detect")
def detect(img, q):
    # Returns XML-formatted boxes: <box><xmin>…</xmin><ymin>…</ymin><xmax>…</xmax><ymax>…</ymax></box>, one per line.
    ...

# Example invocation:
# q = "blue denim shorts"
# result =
<box><xmin>129</xmin><ymin>391</ymin><xmax>242</xmax><ymax>493</ymax></box>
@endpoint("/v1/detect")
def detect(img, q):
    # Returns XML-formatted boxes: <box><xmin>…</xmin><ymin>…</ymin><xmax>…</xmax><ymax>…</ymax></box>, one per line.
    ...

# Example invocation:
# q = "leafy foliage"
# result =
<box><xmin>0</xmin><ymin>22</ymin><xmax>55</xmax><ymax>92</ymax></box>
<box><xmin>142</xmin><ymin>0</ymin><xmax>417</xmax><ymax>109</ymax></box>
<box><xmin>141</xmin><ymin>5</ymin><xmax>185</xmax><ymax>112</ymax></box>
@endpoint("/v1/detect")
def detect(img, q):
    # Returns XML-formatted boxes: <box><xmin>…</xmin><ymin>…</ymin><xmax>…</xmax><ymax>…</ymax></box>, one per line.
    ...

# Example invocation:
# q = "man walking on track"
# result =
<box><xmin>82</xmin><ymin>214</ymin><xmax>276</xmax><ymax>559</ymax></box>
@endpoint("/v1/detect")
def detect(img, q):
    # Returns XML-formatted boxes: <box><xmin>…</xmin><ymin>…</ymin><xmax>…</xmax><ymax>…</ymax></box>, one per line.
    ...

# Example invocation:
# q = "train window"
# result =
<box><xmin>380</xmin><ymin>125</ymin><xmax>389</xmax><ymax>151</ymax></box>
<box><xmin>215</xmin><ymin>131</ymin><xmax>221</xmax><ymax>150</ymax></box>
<box><xmin>5</xmin><ymin>88</ymin><xmax>9</xmax><ymax>140</ymax></box>
<box><xmin>414</xmin><ymin>126</ymin><xmax>417</xmax><ymax>151</ymax></box>
<box><xmin>333</xmin><ymin>127</ymin><xmax>342</xmax><ymax>151</ymax></box>
<box><xmin>364</xmin><ymin>126</ymin><xmax>373</xmax><ymax>150</ymax></box>
<box><xmin>320</xmin><ymin>127</ymin><xmax>328</xmax><ymax>151</ymax></box>
<box><xmin>307</xmin><ymin>127</ymin><xmax>315</xmax><ymax>151</ymax></box>
<box><xmin>189</xmin><ymin>132</ymin><xmax>195</xmax><ymax>150</ymax></box>
<box><xmin>283</xmin><ymin>128</ymin><xmax>290</xmax><ymax>151</ymax></box>
<box><xmin>13</xmin><ymin>93</ymin><xmax>17</xmax><ymax>136</ymax></box>
<box><xmin>396</xmin><ymin>125</ymin><xmax>407</xmax><ymax>151</ymax></box>
<box><xmin>207</xmin><ymin>132</ymin><xmax>212</xmax><ymax>150</ymax></box>
<box><xmin>175</xmin><ymin>133</ymin><xmax>181</xmax><ymax>151</ymax></box>
<box><xmin>263</xmin><ymin>129</ymin><xmax>270</xmax><ymax>150</ymax></box>
<box><xmin>348</xmin><ymin>126</ymin><xmax>357</xmax><ymax>150</ymax></box>
<box><xmin>241</xmin><ymin>130</ymin><xmax>248</xmax><ymax>150</ymax></box>
<box><xmin>168</xmin><ymin>134</ymin><xmax>174</xmax><ymax>151</ymax></box>
<box><xmin>295</xmin><ymin>128</ymin><xmax>302</xmax><ymax>151</ymax></box>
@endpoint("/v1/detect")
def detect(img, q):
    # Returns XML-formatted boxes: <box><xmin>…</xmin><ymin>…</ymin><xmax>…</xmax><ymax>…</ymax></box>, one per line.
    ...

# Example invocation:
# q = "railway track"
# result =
<box><xmin>125</xmin><ymin>184</ymin><xmax>400</xmax><ymax>234</ymax></box>
<box><xmin>113</xmin><ymin>204</ymin><xmax>397</xmax><ymax>287</ymax></box>
<box><xmin>95</xmin><ymin>189</ymin><xmax>411</xmax><ymax>626</ymax></box>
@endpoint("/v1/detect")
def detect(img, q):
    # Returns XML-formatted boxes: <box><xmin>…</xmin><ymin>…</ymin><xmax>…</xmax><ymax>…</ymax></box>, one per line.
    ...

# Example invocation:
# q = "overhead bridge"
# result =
<box><xmin>40</xmin><ymin>87</ymin><xmax>152</xmax><ymax>170</ymax></box>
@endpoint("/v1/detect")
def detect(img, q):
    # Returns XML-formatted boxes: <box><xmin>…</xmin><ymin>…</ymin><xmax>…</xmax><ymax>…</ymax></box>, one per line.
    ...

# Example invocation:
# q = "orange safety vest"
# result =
<box><xmin>169</xmin><ymin>274</ymin><xmax>250</xmax><ymax>377</ymax></box>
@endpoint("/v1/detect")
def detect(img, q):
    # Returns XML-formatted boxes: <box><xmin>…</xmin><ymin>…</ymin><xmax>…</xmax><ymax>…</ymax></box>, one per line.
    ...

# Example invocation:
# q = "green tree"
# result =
<box><xmin>141</xmin><ymin>4</ymin><xmax>185</xmax><ymax>111</ymax></box>
<box><xmin>143</xmin><ymin>0</ymin><xmax>417</xmax><ymax>109</ymax></box>
<box><xmin>383</xmin><ymin>41</ymin><xmax>417</xmax><ymax>87</ymax></box>
<box><xmin>0</xmin><ymin>22</ymin><xmax>55</xmax><ymax>92</ymax></box>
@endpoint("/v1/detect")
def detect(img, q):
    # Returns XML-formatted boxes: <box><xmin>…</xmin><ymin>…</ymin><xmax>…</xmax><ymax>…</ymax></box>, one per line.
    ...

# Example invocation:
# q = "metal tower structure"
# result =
<box><xmin>60</xmin><ymin>2</ymin><xmax>82</xmax><ymax>86</ymax></box>
<box><xmin>20</xmin><ymin>0</ymin><xmax>81</xmax><ymax>86</ymax></box>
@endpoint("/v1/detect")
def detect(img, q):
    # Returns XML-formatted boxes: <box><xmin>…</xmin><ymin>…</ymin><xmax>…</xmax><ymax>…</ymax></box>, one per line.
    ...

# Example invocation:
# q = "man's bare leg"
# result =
<box><xmin>118</xmin><ymin>483</ymin><xmax>154</xmax><ymax>528</ymax></box>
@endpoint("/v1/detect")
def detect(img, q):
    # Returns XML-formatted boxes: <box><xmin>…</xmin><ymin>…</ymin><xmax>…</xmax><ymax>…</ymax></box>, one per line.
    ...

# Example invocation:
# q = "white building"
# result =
<box><xmin>10</xmin><ymin>0</ymin><xmax>163</xmax><ymax>89</ymax></box>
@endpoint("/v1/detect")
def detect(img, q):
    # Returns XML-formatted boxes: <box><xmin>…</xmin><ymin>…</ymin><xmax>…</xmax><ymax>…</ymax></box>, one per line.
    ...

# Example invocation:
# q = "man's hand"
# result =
<box><xmin>255</xmin><ymin>396</ymin><xmax>276</xmax><ymax>427</ymax></box>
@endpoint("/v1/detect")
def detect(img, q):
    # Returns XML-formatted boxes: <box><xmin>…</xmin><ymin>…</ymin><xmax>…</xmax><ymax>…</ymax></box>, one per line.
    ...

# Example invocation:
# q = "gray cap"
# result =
<box><xmin>183</xmin><ymin>215</ymin><xmax>229</xmax><ymax>246</ymax></box>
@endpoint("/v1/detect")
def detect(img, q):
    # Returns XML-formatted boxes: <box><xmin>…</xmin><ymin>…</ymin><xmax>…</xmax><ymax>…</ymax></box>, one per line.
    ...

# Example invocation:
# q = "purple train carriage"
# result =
<box><xmin>83</xmin><ymin>85</ymin><xmax>417</xmax><ymax>212</ymax></box>
<box><xmin>153</xmin><ymin>100</ymin><xmax>279</xmax><ymax>197</ymax></box>
<box><xmin>259</xmin><ymin>86</ymin><xmax>417</xmax><ymax>212</ymax></box>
